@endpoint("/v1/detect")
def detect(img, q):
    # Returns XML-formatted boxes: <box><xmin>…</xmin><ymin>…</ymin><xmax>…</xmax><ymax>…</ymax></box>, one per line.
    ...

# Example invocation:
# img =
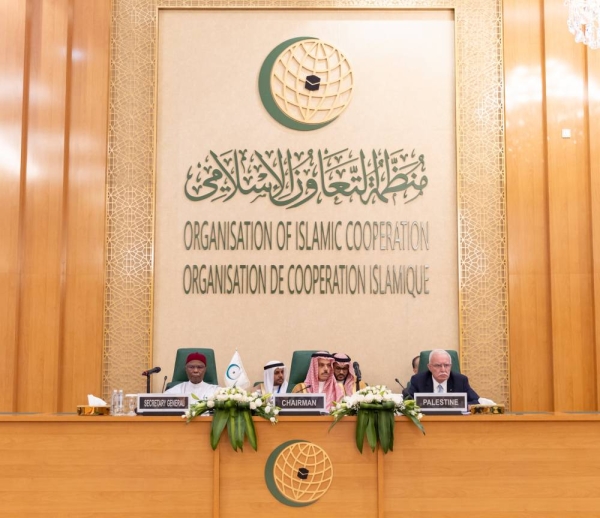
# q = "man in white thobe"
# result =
<box><xmin>165</xmin><ymin>352</ymin><xmax>219</xmax><ymax>400</ymax></box>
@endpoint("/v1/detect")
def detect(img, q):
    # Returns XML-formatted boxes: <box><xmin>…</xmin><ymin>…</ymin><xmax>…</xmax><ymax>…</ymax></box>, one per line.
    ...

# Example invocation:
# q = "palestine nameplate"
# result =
<box><xmin>137</xmin><ymin>394</ymin><xmax>189</xmax><ymax>415</ymax></box>
<box><xmin>274</xmin><ymin>394</ymin><xmax>327</xmax><ymax>415</ymax></box>
<box><xmin>414</xmin><ymin>393</ymin><xmax>468</xmax><ymax>415</ymax></box>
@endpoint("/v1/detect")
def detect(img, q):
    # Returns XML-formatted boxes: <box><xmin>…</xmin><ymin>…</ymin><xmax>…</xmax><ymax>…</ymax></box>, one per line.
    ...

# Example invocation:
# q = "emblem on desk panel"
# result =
<box><xmin>265</xmin><ymin>440</ymin><xmax>333</xmax><ymax>506</ymax></box>
<box><xmin>259</xmin><ymin>38</ymin><xmax>354</xmax><ymax>131</ymax></box>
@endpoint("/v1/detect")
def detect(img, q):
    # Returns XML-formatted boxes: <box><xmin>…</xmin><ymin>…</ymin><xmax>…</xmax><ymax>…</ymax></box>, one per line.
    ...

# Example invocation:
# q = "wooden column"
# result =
<box><xmin>588</xmin><ymin>48</ymin><xmax>600</xmax><ymax>408</ymax></box>
<box><xmin>0</xmin><ymin>0</ymin><xmax>110</xmax><ymax>413</ymax></box>
<box><xmin>504</xmin><ymin>0</ymin><xmax>554</xmax><ymax>411</ymax></box>
<box><xmin>544</xmin><ymin>0</ymin><xmax>596</xmax><ymax>411</ymax></box>
<box><xmin>0</xmin><ymin>0</ymin><xmax>28</xmax><ymax>412</ymax></box>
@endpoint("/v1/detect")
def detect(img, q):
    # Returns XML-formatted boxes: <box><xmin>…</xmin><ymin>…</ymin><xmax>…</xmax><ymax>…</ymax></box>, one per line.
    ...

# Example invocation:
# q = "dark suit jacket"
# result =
<box><xmin>406</xmin><ymin>371</ymin><xmax>480</xmax><ymax>405</ymax></box>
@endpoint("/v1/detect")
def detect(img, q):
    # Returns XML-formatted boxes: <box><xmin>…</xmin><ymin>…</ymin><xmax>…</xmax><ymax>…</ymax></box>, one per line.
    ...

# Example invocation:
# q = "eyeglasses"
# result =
<box><xmin>430</xmin><ymin>363</ymin><xmax>451</xmax><ymax>369</ymax></box>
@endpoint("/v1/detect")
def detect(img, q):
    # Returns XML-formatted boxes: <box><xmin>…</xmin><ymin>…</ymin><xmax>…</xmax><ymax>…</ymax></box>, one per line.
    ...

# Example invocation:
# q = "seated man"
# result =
<box><xmin>259</xmin><ymin>360</ymin><xmax>288</xmax><ymax>396</ymax></box>
<box><xmin>332</xmin><ymin>353</ymin><xmax>366</xmax><ymax>396</ymax></box>
<box><xmin>164</xmin><ymin>352</ymin><xmax>219</xmax><ymax>400</ymax></box>
<box><xmin>405</xmin><ymin>349</ymin><xmax>479</xmax><ymax>406</ymax></box>
<box><xmin>292</xmin><ymin>351</ymin><xmax>341</xmax><ymax>410</ymax></box>
<box><xmin>412</xmin><ymin>355</ymin><xmax>420</xmax><ymax>374</ymax></box>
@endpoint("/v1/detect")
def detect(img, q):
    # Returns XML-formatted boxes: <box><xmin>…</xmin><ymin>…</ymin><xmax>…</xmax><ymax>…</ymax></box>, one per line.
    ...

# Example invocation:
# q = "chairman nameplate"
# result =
<box><xmin>274</xmin><ymin>394</ymin><xmax>326</xmax><ymax>415</ymax></box>
<box><xmin>137</xmin><ymin>394</ymin><xmax>189</xmax><ymax>415</ymax></box>
<box><xmin>414</xmin><ymin>393</ymin><xmax>467</xmax><ymax>414</ymax></box>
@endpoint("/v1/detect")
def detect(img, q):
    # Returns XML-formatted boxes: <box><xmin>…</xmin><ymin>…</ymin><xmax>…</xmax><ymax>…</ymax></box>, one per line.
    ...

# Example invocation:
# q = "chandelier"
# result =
<box><xmin>566</xmin><ymin>1</ymin><xmax>600</xmax><ymax>48</ymax></box>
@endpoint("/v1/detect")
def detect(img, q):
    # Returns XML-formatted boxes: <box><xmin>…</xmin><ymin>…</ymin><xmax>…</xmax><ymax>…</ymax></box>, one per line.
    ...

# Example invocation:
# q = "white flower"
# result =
<box><xmin>365</xmin><ymin>394</ymin><xmax>374</xmax><ymax>403</ymax></box>
<box><xmin>389</xmin><ymin>394</ymin><xmax>403</xmax><ymax>406</ymax></box>
<box><xmin>273</xmin><ymin>408</ymin><xmax>279</xmax><ymax>415</ymax></box>
<box><xmin>249</xmin><ymin>402</ymin><xmax>257</xmax><ymax>410</ymax></box>
<box><xmin>255</xmin><ymin>399</ymin><xmax>263</xmax><ymax>408</ymax></box>
<box><xmin>265</xmin><ymin>405</ymin><xmax>271</xmax><ymax>413</ymax></box>
<box><xmin>417</xmin><ymin>413</ymin><xmax>423</xmax><ymax>420</ymax></box>
<box><xmin>270</xmin><ymin>416</ymin><xmax>276</xmax><ymax>423</ymax></box>
<box><xmin>207</xmin><ymin>400</ymin><xmax>215</xmax><ymax>408</ymax></box>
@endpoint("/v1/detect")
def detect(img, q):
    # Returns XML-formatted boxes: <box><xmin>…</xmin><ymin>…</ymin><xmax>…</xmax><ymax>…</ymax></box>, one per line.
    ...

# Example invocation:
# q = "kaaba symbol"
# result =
<box><xmin>297</xmin><ymin>467</ymin><xmax>309</xmax><ymax>480</ymax></box>
<box><xmin>305</xmin><ymin>75</ymin><xmax>321</xmax><ymax>91</ymax></box>
<box><xmin>265</xmin><ymin>440</ymin><xmax>333</xmax><ymax>506</ymax></box>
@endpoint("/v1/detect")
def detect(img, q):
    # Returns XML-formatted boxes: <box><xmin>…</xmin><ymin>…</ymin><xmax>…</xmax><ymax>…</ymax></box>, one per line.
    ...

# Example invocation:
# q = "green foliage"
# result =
<box><xmin>330</xmin><ymin>385</ymin><xmax>425</xmax><ymax>454</ymax></box>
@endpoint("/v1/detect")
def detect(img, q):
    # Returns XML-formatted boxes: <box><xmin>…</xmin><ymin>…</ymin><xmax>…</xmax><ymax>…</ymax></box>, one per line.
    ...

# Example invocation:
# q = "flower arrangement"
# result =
<box><xmin>330</xmin><ymin>385</ymin><xmax>425</xmax><ymax>453</ymax></box>
<box><xmin>185</xmin><ymin>386</ymin><xmax>279</xmax><ymax>451</ymax></box>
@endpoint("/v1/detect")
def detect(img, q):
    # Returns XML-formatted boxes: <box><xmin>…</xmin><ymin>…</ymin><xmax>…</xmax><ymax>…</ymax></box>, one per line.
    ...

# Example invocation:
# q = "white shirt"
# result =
<box><xmin>164</xmin><ymin>381</ymin><xmax>219</xmax><ymax>400</ymax></box>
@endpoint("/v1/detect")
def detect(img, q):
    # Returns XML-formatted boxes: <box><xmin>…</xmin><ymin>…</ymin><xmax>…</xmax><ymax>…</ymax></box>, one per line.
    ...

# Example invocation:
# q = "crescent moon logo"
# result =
<box><xmin>264</xmin><ymin>440</ymin><xmax>333</xmax><ymax>506</ymax></box>
<box><xmin>226</xmin><ymin>364</ymin><xmax>241</xmax><ymax>380</ymax></box>
<box><xmin>258</xmin><ymin>38</ymin><xmax>354</xmax><ymax>131</ymax></box>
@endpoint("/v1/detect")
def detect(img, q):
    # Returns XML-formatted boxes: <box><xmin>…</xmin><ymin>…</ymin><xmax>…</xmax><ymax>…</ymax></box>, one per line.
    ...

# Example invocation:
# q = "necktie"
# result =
<box><xmin>437</xmin><ymin>384</ymin><xmax>443</xmax><ymax>393</ymax></box>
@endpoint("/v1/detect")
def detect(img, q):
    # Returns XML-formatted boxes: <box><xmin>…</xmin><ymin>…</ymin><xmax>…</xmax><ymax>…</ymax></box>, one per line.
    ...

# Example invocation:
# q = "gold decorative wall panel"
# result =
<box><xmin>105</xmin><ymin>0</ymin><xmax>508</xmax><ymax>404</ymax></box>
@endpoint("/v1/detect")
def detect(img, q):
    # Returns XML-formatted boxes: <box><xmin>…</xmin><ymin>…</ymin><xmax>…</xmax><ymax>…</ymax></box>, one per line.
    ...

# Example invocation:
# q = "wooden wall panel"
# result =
<box><xmin>590</xmin><ymin>49</ymin><xmax>600</xmax><ymax>409</ymax></box>
<box><xmin>16</xmin><ymin>0</ymin><xmax>71</xmax><ymax>412</ymax></box>
<box><xmin>385</xmin><ymin>417</ymin><xmax>600</xmax><ymax>517</ymax></box>
<box><xmin>504</xmin><ymin>0</ymin><xmax>553</xmax><ymax>411</ymax></box>
<box><xmin>0</xmin><ymin>0</ymin><xmax>110</xmax><ymax>413</ymax></box>
<box><xmin>505</xmin><ymin>0</ymin><xmax>600</xmax><ymax>411</ymax></box>
<box><xmin>59</xmin><ymin>0</ymin><xmax>110</xmax><ymax>411</ymax></box>
<box><xmin>0</xmin><ymin>0</ymin><xmax>28</xmax><ymax>411</ymax></box>
<box><xmin>0</xmin><ymin>418</ymin><xmax>215</xmax><ymax>516</ymax></box>
<box><xmin>543</xmin><ymin>1</ymin><xmax>596</xmax><ymax>411</ymax></box>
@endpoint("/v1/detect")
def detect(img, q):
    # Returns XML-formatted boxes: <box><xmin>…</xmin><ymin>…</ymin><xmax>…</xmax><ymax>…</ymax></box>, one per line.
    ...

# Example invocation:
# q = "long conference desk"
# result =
<box><xmin>1</xmin><ymin>413</ymin><xmax>600</xmax><ymax>517</ymax></box>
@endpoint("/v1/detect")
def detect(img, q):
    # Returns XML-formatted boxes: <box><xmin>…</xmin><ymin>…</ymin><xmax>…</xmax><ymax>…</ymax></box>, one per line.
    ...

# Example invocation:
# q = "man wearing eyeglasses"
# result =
<box><xmin>405</xmin><ymin>349</ymin><xmax>480</xmax><ymax>406</ymax></box>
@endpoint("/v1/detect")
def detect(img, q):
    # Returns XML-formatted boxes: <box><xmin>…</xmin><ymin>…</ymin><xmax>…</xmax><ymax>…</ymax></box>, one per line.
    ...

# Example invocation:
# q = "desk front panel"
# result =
<box><xmin>1</xmin><ymin>414</ymin><xmax>600</xmax><ymax>517</ymax></box>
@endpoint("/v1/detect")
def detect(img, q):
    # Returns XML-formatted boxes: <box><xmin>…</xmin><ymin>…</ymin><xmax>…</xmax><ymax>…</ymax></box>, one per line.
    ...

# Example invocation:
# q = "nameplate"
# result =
<box><xmin>414</xmin><ymin>393</ymin><xmax>467</xmax><ymax>414</ymax></box>
<box><xmin>274</xmin><ymin>394</ymin><xmax>326</xmax><ymax>415</ymax></box>
<box><xmin>137</xmin><ymin>394</ymin><xmax>189</xmax><ymax>415</ymax></box>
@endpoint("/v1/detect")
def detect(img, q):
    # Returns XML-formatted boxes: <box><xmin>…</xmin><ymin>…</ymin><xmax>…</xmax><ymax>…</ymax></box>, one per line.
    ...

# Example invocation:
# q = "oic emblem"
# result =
<box><xmin>259</xmin><ymin>37</ymin><xmax>354</xmax><ymax>131</ymax></box>
<box><xmin>264</xmin><ymin>440</ymin><xmax>333</xmax><ymax>507</ymax></box>
<box><xmin>225</xmin><ymin>363</ymin><xmax>242</xmax><ymax>382</ymax></box>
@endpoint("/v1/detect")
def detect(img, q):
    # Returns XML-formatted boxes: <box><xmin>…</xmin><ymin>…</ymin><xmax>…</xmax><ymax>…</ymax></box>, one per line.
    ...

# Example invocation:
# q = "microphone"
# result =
<box><xmin>292</xmin><ymin>384</ymin><xmax>311</xmax><ymax>393</ymax></box>
<box><xmin>141</xmin><ymin>366</ymin><xmax>161</xmax><ymax>376</ymax></box>
<box><xmin>161</xmin><ymin>375</ymin><xmax>168</xmax><ymax>393</ymax></box>
<box><xmin>353</xmin><ymin>362</ymin><xmax>362</xmax><ymax>392</ymax></box>
<box><xmin>395</xmin><ymin>378</ymin><xmax>406</xmax><ymax>391</ymax></box>
<box><xmin>353</xmin><ymin>362</ymin><xmax>361</xmax><ymax>381</ymax></box>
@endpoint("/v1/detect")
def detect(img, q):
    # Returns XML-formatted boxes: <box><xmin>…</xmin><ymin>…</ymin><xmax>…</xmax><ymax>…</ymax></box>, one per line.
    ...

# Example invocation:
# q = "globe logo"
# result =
<box><xmin>264</xmin><ymin>440</ymin><xmax>334</xmax><ymax>507</ymax></box>
<box><xmin>259</xmin><ymin>37</ymin><xmax>354</xmax><ymax>131</ymax></box>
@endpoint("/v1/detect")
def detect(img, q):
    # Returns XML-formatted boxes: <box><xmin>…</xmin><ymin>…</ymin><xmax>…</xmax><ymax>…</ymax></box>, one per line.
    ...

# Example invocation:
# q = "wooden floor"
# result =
<box><xmin>0</xmin><ymin>414</ymin><xmax>599</xmax><ymax>517</ymax></box>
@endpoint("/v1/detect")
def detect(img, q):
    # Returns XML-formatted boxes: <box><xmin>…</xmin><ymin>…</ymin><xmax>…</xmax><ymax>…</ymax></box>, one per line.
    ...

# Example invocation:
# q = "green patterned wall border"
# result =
<box><xmin>105</xmin><ymin>0</ymin><xmax>508</xmax><ymax>406</ymax></box>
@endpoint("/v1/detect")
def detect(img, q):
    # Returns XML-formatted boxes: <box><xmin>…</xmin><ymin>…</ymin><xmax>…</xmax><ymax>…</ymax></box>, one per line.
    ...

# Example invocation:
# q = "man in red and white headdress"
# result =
<box><xmin>332</xmin><ymin>353</ymin><xmax>366</xmax><ymax>396</ymax></box>
<box><xmin>164</xmin><ymin>352</ymin><xmax>219</xmax><ymax>400</ymax></box>
<box><xmin>292</xmin><ymin>352</ymin><xmax>342</xmax><ymax>410</ymax></box>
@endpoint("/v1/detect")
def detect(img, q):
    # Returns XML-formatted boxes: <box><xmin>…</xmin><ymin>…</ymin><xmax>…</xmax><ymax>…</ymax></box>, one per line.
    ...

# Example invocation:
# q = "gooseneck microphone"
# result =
<box><xmin>353</xmin><ymin>361</ymin><xmax>361</xmax><ymax>392</ymax></box>
<box><xmin>292</xmin><ymin>384</ymin><xmax>311</xmax><ymax>393</ymax></box>
<box><xmin>395</xmin><ymin>378</ymin><xmax>406</xmax><ymax>391</ymax></box>
<box><xmin>141</xmin><ymin>366</ymin><xmax>161</xmax><ymax>393</ymax></box>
